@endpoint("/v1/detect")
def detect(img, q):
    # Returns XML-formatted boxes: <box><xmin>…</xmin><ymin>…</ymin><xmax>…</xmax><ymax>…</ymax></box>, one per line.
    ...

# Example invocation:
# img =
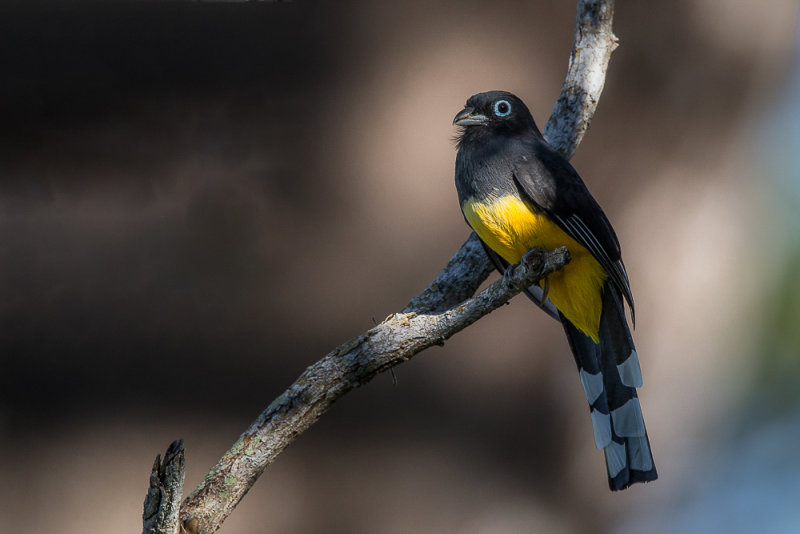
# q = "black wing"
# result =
<box><xmin>511</xmin><ymin>138</ymin><xmax>635</xmax><ymax>323</ymax></box>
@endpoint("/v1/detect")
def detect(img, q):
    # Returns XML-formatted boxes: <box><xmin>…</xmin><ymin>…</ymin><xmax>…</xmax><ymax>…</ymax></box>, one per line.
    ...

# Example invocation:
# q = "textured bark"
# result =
<box><xmin>544</xmin><ymin>0</ymin><xmax>618</xmax><ymax>159</ymax></box>
<box><xmin>142</xmin><ymin>1</ymin><xmax>619</xmax><ymax>533</ymax></box>
<box><xmin>179</xmin><ymin>247</ymin><xmax>569</xmax><ymax>533</ymax></box>
<box><xmin>142</xmin><ymin>440</ymin><xmax>185</xmax><ymax>534</ymax></box>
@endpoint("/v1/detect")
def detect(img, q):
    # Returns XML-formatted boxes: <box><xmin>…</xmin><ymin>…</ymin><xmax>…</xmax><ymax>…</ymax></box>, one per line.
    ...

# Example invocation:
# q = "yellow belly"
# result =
<box><xmin>462</xmin><ymin>194</ymin><xmax>607</xmax><ymax>342</ymax></box>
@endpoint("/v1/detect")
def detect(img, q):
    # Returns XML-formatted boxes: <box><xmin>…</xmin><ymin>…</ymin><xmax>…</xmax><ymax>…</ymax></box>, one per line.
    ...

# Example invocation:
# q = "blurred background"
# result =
<box><xmin>1</xmin><ymin>1</ymin><xmax>798</xmax><ymax>532</ymax></box>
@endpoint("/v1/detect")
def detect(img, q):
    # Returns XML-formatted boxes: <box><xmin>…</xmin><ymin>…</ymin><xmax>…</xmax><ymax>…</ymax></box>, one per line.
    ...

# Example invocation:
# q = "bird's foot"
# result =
<box><xmin>539</xmin><ymin>276</ymin><xmax>550</xmax><ymax>306</ymax></box>
<box><xmin>502</xmin><ymin>249</ymin><xmax>546</xmax><ymax>291</ymax></box>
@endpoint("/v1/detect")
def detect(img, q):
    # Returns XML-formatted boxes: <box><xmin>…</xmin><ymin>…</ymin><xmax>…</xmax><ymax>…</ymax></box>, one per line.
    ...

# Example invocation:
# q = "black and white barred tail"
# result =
<box><xmin>561</xmin><ymin>281</ymin><xmax>657</xmax><ymax>490</ymax></box>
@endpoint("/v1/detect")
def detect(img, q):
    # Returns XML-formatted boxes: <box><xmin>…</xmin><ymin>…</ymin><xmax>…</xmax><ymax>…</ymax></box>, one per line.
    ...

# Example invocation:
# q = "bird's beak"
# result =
<box><xmin>453</xmin><ymin>106</ymin><xmax>488</xmax><ymax>126</ymax></box>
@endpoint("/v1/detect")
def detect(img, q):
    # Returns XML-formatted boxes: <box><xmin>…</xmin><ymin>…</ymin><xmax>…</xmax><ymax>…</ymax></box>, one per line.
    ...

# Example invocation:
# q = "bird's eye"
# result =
<box><xmin>494</xmin><ymin>100</ymin><xmax>511</xmax><ymax>117</ymax></box>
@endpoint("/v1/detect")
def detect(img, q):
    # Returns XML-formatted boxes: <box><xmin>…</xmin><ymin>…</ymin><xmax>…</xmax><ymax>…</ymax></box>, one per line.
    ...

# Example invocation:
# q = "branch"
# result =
<box><xmin>180</xmin><ymin>247</ymin><xmax>569</xmax><ymax>533</ymax></box>
<box><xmin>142</xmin><ymin>1</ymin><xmax>619</xmax><ymax>533</ymax></box>
<box><xmin>142</xmin><ymin>440</ymin><xmax>186</xmax><ymax>534</ymax></box>
<box><xmin>544</xmin><ymin>0</ymin><xmax>618</xmax><ymax>159</ymax></box>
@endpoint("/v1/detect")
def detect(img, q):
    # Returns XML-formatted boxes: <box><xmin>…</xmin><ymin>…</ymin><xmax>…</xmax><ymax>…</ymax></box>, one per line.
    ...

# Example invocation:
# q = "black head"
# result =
<box><xmin>453</xmin><ymin>91</ymin><xmax>540</xmax><ymax>144</ymax></box>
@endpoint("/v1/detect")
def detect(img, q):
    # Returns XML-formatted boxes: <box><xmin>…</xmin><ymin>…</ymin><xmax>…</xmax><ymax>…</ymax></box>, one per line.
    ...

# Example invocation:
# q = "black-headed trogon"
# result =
<box><xmin>453</xmin><ymin>90</ymin><xmax>657</xmax><ymax>491</ymax></box>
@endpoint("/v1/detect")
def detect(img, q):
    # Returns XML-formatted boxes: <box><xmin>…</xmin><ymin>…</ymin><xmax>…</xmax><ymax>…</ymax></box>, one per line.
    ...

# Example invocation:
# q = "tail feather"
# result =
<box><xmin>561</xmin><ymin>281</ymin><xmax>657</xmax><ymax>490</ymax></box>
<box><xmin>600</xmin><ymin>283</ymin><xmax>643</xmax><ymax>388</ymax></box>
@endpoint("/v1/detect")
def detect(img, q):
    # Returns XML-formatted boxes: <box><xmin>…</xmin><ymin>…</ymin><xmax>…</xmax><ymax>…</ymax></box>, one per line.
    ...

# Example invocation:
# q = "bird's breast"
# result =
<box><xmin>461</xmin><ymin>194</ymin><xmax>562</xmax><ymax>264</ymax></box>
<box><xmin>461</xmin><ymin>194</ymin><xmax>607</xmax><ymax>341</ymax></box>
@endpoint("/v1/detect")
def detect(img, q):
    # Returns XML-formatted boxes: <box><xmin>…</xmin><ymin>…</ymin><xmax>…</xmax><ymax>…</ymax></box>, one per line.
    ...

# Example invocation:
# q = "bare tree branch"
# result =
<box><xmin>179</xmin><ymin>246</ymin><xmax>569</xmax><ymax>533</ymax></box>
<box><xmin>142</xmin><ymin>1</ymin><xmax>619</xmax><ymax>533</ymax></box>
<box><xmin>433</xmin><ymin>0</ymin><xmax>619</xmax><ymax>334</ymax></box>
<box><xmin>544</xmin><ymin>0</ymin><xmax>618</xmax><ymax>159</ymax></box>
<box><xmin>142</xmin><ymin>440</ymin><xmax>185</xmax><ymax>534</ymax></box>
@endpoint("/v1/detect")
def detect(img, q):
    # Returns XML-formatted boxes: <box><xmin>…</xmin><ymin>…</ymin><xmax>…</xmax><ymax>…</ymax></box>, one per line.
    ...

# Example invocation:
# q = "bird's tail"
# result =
<box><xmin>560</xmin><ymin>281</ymin><xmax>657</xmax><ymax>490</ymax></box>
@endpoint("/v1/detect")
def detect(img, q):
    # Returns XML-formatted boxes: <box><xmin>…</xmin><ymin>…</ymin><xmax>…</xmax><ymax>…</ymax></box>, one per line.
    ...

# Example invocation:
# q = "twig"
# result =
<box><xmin>142</xmin><ymin>440</ymin><xmax>186</xmax><ymax>534</ymax></box>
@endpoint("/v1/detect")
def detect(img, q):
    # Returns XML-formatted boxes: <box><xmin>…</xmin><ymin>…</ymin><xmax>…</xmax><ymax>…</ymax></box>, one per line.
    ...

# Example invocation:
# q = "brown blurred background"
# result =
<box><xmin>1</xmin><ymin>1</ymin><xmax>799</xmax><ymax>532</ymax></box>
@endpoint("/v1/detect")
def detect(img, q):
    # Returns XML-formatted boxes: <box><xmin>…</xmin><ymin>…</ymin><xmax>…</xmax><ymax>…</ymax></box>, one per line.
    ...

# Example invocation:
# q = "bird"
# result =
<box><xmin>453</xmin><ymin>90</ymin><xmax>657</xmax><ymax>491</ymax></box>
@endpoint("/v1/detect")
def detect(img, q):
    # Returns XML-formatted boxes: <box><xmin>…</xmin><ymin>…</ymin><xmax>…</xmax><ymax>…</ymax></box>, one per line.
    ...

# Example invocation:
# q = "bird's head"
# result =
<box><xmin>453</xmin><ymin>91</ymin><xmax>540</xmax><ymax>143</ymax></box>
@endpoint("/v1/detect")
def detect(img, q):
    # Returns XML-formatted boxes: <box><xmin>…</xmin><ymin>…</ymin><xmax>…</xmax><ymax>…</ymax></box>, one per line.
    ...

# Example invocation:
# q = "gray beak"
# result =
<box><xmin>453</xmin><ymin>106</ymin><xmax>489</xmax><ymax>126</ymax></box>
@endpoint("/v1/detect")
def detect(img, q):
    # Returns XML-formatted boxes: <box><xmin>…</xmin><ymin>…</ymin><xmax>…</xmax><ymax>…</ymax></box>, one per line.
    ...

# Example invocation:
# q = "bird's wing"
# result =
<box><xmin>511</xmin><ymin>140</ymin><xmax>635</xmax><ymax>322</ymax></box>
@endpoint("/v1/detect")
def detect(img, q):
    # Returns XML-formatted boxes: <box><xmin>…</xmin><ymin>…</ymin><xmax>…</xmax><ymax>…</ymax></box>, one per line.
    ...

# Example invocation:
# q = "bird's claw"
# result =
<box><xmin>539</xmin><ymin>276</ymin><xmax>550</xmax><ymax>307</ymax></box>
<box><xmin>501</xmin><ymin>263</ymin><xmax>519</xmax><ymax>289</ymax></box>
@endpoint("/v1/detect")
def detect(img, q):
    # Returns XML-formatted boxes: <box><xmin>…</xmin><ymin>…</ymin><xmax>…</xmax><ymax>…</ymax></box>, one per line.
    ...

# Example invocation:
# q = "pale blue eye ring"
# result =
<box><xmin>494</xmin><ymin>100</ymin><xmax>511</xmax><ymax>117</ymax></box>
